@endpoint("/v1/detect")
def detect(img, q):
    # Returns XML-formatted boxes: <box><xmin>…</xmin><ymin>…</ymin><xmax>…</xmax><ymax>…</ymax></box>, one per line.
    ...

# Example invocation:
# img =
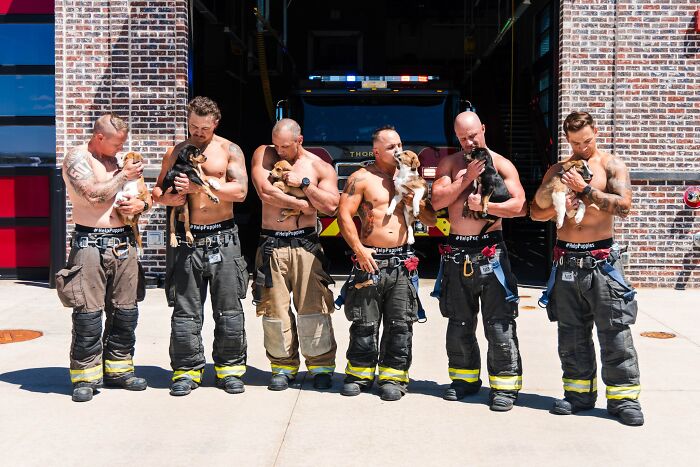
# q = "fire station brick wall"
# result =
<box><xmin>558</xmin><ymin>0</ymin><xmax>700</xmax><ymax>288</ymax></box>
<box><xmin>55</xmin><ymin>0</ymin><xmax>190</xmax><ymax>276</ymax></box>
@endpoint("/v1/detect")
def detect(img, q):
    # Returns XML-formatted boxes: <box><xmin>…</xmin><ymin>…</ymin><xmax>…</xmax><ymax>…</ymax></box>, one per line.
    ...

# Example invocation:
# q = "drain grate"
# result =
<box><xmin>0</xmin><ymin>329</ymin><xmax>43</xmax><ymax>344</ymax></box>
<box><xmin>640</xmin><ymin>331</ymin><xmax>676</xmax><ymax>339</ymax></box>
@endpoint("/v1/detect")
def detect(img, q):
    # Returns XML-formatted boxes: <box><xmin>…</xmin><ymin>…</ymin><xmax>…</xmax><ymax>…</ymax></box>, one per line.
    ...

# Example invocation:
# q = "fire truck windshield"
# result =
<box><xmin>299</xmin><ymin>95</ymin><xmax>451</xmax><ymax>145</ymax></box>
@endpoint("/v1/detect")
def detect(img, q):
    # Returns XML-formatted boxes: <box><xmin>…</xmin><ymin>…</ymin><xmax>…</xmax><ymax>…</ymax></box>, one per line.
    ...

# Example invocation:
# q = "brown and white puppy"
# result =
<box><xmin>269</xmin><ymin>159</ymin><xmax>307</xmax><ymax>222</ymax></box>
<box><xmin>114</xmin><ymin>151</ymin><xmax>148</xmax><ymax>252</ymax></box>
<box><xmin>385</xmin><ymin>150</ymin><xmax>428</xmax><ymax>245</ymax></box>
<box><xmin>534</xmin><ymin>159</ymin><xmax>595</xmax><ymax>229</ymax></box>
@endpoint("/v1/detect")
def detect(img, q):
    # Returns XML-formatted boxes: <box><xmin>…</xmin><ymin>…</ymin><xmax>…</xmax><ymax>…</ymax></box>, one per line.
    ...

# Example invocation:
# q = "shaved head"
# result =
<box><xmin>272</xmin><ymin>118</ymin><xmax>301</xmax><ymax>138</ymax></box>
<box><xmin>93</xmin><ymin>113</ymin><xmax>128</xmax><ymax>136</ymax></box>
<box><xmin>454</xmin><ymin>111</ymin><xmax>486</xmax><ymax>152</ymax></box>
<box><xmin>454</xmin><ymin>111</ymin><xmax>482</xmax><ymax>131</ymax></box>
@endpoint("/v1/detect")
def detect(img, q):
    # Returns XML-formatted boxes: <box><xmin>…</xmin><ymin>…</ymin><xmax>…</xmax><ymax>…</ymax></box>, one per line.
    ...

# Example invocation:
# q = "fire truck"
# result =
<box><xmin>277</xmin><ymin>74</ymin><xmax>465</xmax><ymax>252</ymax></box>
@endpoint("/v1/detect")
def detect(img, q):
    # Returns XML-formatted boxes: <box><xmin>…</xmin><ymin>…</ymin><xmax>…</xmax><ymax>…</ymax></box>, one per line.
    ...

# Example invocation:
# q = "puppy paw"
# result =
<box><xmin>208</xmin><ymin>179</ymin><xmax>221</xmax><ymax>190</ymax></box>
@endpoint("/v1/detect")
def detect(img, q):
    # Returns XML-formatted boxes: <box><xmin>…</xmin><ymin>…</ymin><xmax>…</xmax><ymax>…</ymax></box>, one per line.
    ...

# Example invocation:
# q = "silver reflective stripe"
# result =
<box><xmin>308</xmin><ymin>366</ymin><xmax>335</xmax><ymax>375</ymax></box>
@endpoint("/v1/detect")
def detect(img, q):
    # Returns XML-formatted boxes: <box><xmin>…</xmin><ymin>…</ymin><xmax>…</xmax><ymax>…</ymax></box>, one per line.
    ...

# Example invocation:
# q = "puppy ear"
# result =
<box><xmin>410</xmin><ymin>153</ymin><xmax>420</xmax><ymax>169</ymax></box>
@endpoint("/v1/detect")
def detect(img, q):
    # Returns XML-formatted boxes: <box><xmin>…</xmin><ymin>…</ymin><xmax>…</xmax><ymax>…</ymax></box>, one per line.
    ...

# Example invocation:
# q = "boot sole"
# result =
<box><xmin>223</xmin><ymin>386</ymin><xmax>245</xmax><ymax>394</ymax></box>
<box><xmin>72</xmin><ymin>394</ymin><xmax>93</xmax><ymax>402</ymax></box>
<box><xmin>268</xmin><ymin>384</ymin><xmax>288</xmax><ymax>391</ymax></box>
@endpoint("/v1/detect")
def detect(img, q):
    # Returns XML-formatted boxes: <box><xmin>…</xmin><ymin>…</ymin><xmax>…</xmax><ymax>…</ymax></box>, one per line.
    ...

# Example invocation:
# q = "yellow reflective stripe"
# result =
<box><xmin>345</xmin><ymin>363</ymin><xmax>375</xmax><ymax>380</ymax></box>
<box><xmin>448</xmin><ymin>367</ymin><xmax>480</xmax><ymax>382</ymax></box>
<box><xmin>271</xmin><ymin>364</ymin><xmax>298</xmax><ymax>376</ymax></box>
<box><xmin>606</xmin><ymin>385</ymin><xmax>641</xmax><ymax>400</ymax></box>
<box><xmin>214</xmin><ymin>365</ymin><xmax>246</xmax><ymax>378</ymax></box>
<box><xmin>104</xmin><ymin>359</ymin><xmax>134</xmax><ymax>374</ymax></box>
<box><xmin>172</xmin><ymin>369</ymin><xmax>203</xmax><ymax>383</ymax></box>
<box><xmin>70</xmin><ymin>366</ymin><xmax>103</xmax><ymax>383</ymax></box>
<box><xmin>488</xmin><ymin>375</ymin><xmax>522</xmax><ymax>390</ymax></box>
<box><xmin>308</xmin><ymin>365</ymin><xmax>335</xmax><ymax>375</ymax></box>
<box><xmin>378</xmin><ymin>366</ymin><xmax>409</xmax><ymax>383</ymax></box>
<box><xmin>563</xmin><ymin>377</ymin><xmax>597</xmax><ymax>393</ymax></box>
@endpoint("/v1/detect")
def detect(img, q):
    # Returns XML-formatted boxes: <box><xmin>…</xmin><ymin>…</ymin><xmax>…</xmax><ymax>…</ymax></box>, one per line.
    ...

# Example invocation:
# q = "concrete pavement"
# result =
<box><xmin>0</xmin><ymin>279</ymin><xmax>698</xmax><ymax>466</ymax></box>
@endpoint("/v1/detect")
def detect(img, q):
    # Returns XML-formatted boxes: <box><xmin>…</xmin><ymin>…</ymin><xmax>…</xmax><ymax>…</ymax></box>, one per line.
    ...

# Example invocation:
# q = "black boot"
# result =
<box><xmin>551</xmin><ymin>398</ymin><xmax>594</xmax><ymax>415</ymax></box>
<box><xmin>490</xmin><ymin>395</ymin><xmax>514</xmax><ymax>412</ymax></box>
<box><xmin>609</xmin><ymin>406</ymin><xmax>644</xmax><ymax>426</ymax></box>
<box><xmin>443</xmin><ymin>383</ymin><xmax>480</xmax><ymax>401</ymax></box>
<box><xmin>313</xmin><ymin>373</ymin><xmax>332</xmax><ymax>390</ymax></box>
<box><xmin>170</xmin><ymin>378</ymin><xmax>198</xmax><ymax>396</ymax></box>
<box><xmin>72</xmin><ymin>382</ymin><xmax>97</xmax><ymax>402</ymax></box>
<box><xmin>268</xmin><ymin>374</ymin><xmax>293</xmax><ymax>391</ymax></box>
<box><xmin>380</xmin><ymin>384</ymin><xmax>403</xmax><ymax>401</ymax></box>
<box><xmin>217</xmin><ymin>376</ymin><xmax>245</xmax><ymax>394</ymax></box>
<box><xmin>105</xmin><ymin>374</ymin><xmax>147</xmax><ymax>391</ymax></box>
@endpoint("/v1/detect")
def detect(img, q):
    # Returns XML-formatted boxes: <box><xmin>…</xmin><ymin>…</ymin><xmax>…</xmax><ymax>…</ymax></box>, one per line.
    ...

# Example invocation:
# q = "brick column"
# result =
<box><xmin>558</xmin><ymin>0</ymin><xmax>700</xmax><ymax>287</ymax></box>
<box><xmin>55</xmin><ymin>0</ymin><xmax>190</xmax><ymax>276</ymax></box>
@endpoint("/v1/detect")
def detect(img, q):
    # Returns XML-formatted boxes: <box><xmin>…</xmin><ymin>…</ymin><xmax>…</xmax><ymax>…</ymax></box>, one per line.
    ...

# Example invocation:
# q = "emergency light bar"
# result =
<box><xmin>308</xmin><ymin>75</ymin><xmax>439</xmax><ymax>83</ymax></box>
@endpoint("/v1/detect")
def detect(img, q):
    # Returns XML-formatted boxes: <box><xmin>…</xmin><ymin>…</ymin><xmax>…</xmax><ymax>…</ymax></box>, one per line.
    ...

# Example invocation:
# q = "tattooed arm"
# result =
<box><xmin>211</xmin><ymin>141</ymin><xmax>249</xmax><ymax>203</ymax></box>
<box><xmin>562</xmin><ymin>156</ymin><xmax>632</xmax><ymax>218</ymax></box>
<box><xmin>586</xmin><ymin>157</ymin><xmax>632</xmax><ymax>217</ymax></box>
<box><xmin>338</xmin><ymin>169</ymin><xmax>378</xmax><ymax>272</ymax></box>
<box><xmin>63</xmin><ymin>147</ymin><xmax>131</xmax><ymax>205</ymax></box>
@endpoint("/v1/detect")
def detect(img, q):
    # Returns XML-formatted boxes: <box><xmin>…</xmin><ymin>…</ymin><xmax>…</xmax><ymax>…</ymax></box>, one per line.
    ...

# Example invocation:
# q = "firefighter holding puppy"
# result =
<box><xmin>531</xmin><ymin>111</ymin><xmax>644</xmax><ymax>426</ymax></box>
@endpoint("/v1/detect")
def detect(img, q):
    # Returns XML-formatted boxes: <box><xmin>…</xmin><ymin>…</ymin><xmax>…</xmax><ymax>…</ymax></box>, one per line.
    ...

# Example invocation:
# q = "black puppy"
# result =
<box><xmin>462</xmin><ymin>147</ymin><xmax>512</xmax><ymax>224</ymax></box>
<box><xmin>162</xmin><ymin>143</ymin><xmax>220</xmax><ymax>247</ymax></box>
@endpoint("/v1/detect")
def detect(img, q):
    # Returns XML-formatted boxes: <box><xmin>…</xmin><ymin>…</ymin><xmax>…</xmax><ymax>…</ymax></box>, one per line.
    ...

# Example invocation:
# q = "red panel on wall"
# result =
<box><xmin>0</xmin><ymin>0</ymin><xmax>53</xmax><ymax>14</ymax></box>
<box><xmin>0</xmin><ymin>176</ymin><xmax>49</xmax><ymax>217</ymax></box>
<box><xmin>0</xmin><ymin>227</ymin><xmax>50</xmax><ymax>268</ymax></box>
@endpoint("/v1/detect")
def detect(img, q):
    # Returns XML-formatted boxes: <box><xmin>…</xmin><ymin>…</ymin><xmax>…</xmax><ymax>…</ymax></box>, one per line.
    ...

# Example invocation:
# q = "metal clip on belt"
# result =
<box><xmin>561</xmin><ymin>255</ymin><xmax>600</xmax><ymax>269</ymax></box>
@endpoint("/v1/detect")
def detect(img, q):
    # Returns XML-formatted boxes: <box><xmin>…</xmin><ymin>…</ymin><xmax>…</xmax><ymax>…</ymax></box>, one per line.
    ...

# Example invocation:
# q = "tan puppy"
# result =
<box><xmin>114</xmin><ymin>151</ymin><xmax>148</xmax><ymax>252</ymax></box>
<box><xmin>535</xmin><ymin>159</ymin><xmax>596</xmax><ymax>228</ymax></box>
<box><xmin>385</xmin><ymin>150</ymin><xmax>428</xmax><ymax>244</ymax></box>
<box><xmin>269</xmin><ymin>159</ymin><xmax>307</xmax><ymax>222</ymax></box>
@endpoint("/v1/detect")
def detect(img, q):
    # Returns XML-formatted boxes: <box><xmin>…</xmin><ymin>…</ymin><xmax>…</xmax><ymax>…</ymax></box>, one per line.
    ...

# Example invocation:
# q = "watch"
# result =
<box><xmin>142</xmin><ymin>200</ymin><xmax>150</xmax><ymax>212</ymax></box>
<box><xmin>301</xmin><ymin>177</ymin><xmax>311</xmax><ymax>189</ymax></box>
<box><xmin>581</xmin><ymin>185</ymin><xmax>592</xmax><ymax>196</ymax></box>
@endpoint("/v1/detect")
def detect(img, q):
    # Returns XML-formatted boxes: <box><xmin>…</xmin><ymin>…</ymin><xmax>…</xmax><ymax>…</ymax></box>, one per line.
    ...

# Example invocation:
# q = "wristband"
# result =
<box><xmin>581</xmin><ymin>185</ymin><xmax>592</xmax><ymax>196</ymax></box>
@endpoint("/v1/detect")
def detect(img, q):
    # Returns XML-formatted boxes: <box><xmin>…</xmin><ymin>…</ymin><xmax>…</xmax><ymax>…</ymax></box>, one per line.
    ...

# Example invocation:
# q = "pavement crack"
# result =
<box><xmin>272</xmin><ymin>372</ymin><xmax>307</xmax><ymax>467</ymax></box>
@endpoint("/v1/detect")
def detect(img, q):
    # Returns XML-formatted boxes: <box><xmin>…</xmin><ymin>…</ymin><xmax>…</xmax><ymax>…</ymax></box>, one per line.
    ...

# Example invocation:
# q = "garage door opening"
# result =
<box><xmin>189</xmin><ymin>0</ymin><xmax>559</xmax><ymax>284</ymax></box>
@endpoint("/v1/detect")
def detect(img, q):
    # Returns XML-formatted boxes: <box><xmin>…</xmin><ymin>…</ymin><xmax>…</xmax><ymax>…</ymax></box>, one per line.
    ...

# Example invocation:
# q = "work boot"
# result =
<box><xmin>268</xmin><ymin>374</ymin><xmax>293</xmax><ymax>391</ymax></box>
<box><xmin>72</xmin><ymin>382</ymin><xmax>96</xmax><ymax>402</ymax></box>
<box><xmin>170</xmin><ymin>378</ymin><xmax>198</xmax><ymax>397</ymax></box>
<box><xmin>380</xmin><ymin>384</ymin><xmax>404</xmax><ymax>401</ymax></box>
<box><xmin>313</xmin><ymin>373</ymin><xmax>332</xmax><ymax>390</ymax></box>
<box><xmin>490</xmin><ymin>395</ymin><xmax>514</xmax><ymax>412</ymax></box>
<box><xmin>105</xmin><ymin>374</ymin><xmax>147</xmax><ymax>391</ymax></box>
<box><xmin>609</xmin><ymin>406</ymin><xmax>644</xmax><ymax>426</ymax></box>
<box><xmin>550</xmin><ymin>398</ymin><xmax>594</xmax><ymax>415</ymax></box>
<box><xmin>341</xmin><ymin>382</ymin><xmax>361</xmax><ymax>397</ymax></box>
<box><xmin>217</xmin><ymin>376</ymin><xmax>245</xmax><ymax>394</ymax></box>
<box><xmin>443</xmin><ymin>384</ymin><xmax>480</xmax><ymax>401</ymax></box>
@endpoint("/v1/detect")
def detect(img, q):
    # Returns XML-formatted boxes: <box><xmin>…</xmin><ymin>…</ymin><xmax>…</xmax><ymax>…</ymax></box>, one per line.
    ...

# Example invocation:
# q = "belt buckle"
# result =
<box><xmin>78</xmin><ymin>237</ymin><xmax>88</xmax><ymax>248</ymax></box>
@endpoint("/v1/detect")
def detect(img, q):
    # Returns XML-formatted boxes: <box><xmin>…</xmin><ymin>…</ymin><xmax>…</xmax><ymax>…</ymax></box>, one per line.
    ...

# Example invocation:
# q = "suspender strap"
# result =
<box><xmin>491</xmin><ymin>258</ymin><xmax>519</xmax><ymax>303</ymax></box>
<box><xmin>601</xmin><ymin>262</ymin><xmax>637</xmax><ymax>301</ymax></box>
<box><xmin>538</xmin><ymin>264</ymin><xmax>558</xmax><ymax>308</ymax></box>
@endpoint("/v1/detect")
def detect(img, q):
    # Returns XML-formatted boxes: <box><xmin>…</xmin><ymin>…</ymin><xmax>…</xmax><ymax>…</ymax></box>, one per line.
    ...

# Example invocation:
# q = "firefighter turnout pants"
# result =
<box><xmin>438</xmin><ymin>238</ymin><xmax>522</xmax><ymax>400</ymax></box>
<box><xmin>343</xmin><ymin>249</ymin><xmax>420</xmax><ymax>393</ymax></box>
<box><xmin>254</xmin><ymin>229</ymin><xmax>337</xmax><ymax>379</ymax></box>
<box><xmin>545</xmin><ymin>244</ymin><xmax>641</xmax><ymax>411</ymax></box>
<box><xmin>55</xmin><ymin>226</ymin><xmax>145</xmax><ymax>386</ymax></box>
<box><xmin>167</xmin><ymin>223</ymin><xmax>248</xmax><ymax>385</ymax></box>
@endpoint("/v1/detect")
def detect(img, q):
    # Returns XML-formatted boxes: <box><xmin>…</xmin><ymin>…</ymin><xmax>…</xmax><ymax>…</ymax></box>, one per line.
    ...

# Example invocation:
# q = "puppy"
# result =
<box><xmin>534</xmin><ymin>159</ymin><xmax>595</xmax><ymax>229</ymax></box>
<box><xmin>385</xmin><ymin>150</ymin><xmax>428</xmax><ymax>245</ymax></box>
<box><xmin>161</xmin><ymin>144</ymin><xmax>220</xmax><ymax>247</ymax></box>
<box><xmin>269</xmin><ymin>159</ymin><xmax>307</xmax><ymax>222</ymax></box>
<box><xmin>114</xmin><ymin>152</ymin><xmax>148</xmax><ymax>253</ymax></box>
<box><xmin>463</xmin><ymin>148</ymin><xmax>511</xmax><ymax>222</ymax></box>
